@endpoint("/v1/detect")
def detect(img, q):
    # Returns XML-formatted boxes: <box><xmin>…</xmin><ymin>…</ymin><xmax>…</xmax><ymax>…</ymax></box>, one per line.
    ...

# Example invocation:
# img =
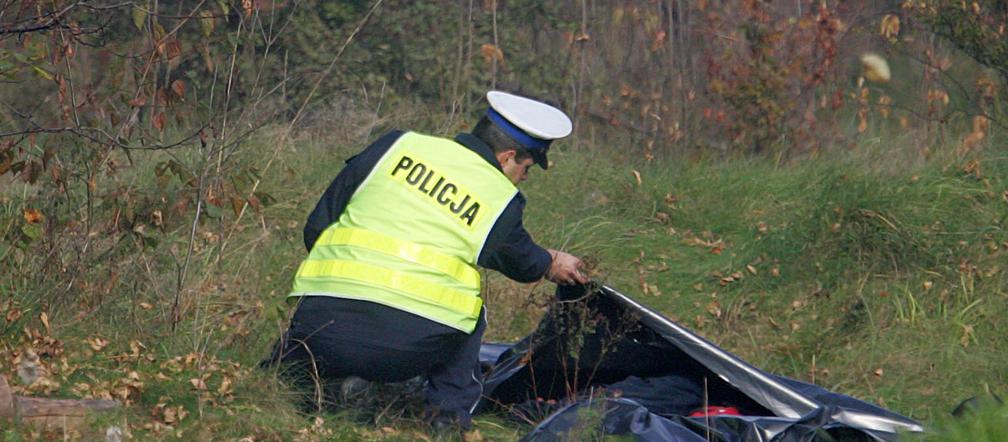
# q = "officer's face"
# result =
<box><xmin>502</xmin><ymin>155</ymin><xmax>535</xmax><ymax>185</ymax></box>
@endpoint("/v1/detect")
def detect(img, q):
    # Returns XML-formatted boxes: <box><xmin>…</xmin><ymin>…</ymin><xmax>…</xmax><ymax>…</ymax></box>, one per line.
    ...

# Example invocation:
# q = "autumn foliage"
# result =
<box><xmin>0</xmin><ymin>1</ymin><xmax>1006</xmax><ymax>439</ymax></box>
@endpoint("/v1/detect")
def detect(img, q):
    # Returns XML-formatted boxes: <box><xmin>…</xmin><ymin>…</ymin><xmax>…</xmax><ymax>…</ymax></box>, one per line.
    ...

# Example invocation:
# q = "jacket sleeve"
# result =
<box><xmin>477</xmin><ymin>194</ymin><xmax>552</xmax><ymax>283</ymax></box>
<box><xmin>303</xmin><ymin>130</ymin><xmax>404</xmax><ymax>251</ymax></box>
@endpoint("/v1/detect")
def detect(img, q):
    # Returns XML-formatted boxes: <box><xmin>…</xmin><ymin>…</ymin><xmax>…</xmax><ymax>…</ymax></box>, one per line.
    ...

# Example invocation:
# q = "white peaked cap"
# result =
<box><xmin>486</xmin><ymin>91</ymin><xmax>573</xmax><ymax>140</ymax></box>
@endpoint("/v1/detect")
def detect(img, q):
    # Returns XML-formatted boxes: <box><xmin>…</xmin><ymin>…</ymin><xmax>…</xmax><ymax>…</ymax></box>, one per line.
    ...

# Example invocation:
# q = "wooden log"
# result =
<box><xmin>0</xmin><ymin>376</ymin><xmax>14</xmax><ymax>419</ymax></box>
<box><xmin>0</xmin><ymin>375</ymin><xmax>119</xmax><ymax>429</ymax></box>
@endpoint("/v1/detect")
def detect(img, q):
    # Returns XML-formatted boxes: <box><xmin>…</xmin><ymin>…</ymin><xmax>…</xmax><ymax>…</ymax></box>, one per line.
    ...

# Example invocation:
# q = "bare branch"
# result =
<box><xmin>0</xmin><ymin>125</ymin><xmax>208</xmax><ymax>151</ymax></box>
<box><xmin>0</xmin><ymin>1</ymin><xmax>81</xmax><ymax>35</ymax></box>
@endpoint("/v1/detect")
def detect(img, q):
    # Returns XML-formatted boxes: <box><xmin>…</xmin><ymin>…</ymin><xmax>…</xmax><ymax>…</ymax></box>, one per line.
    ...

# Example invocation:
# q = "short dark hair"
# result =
<box><xmin>471</xmin><ymin>116</ymin><xmax>532</xmax><ymax>161</ymax></box>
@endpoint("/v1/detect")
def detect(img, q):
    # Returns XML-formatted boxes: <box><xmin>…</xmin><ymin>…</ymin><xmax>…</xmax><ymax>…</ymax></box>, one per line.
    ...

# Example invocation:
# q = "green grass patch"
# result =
<box><xmin>1</xmin><ymin>122</ymin><xmax>1006</xmax><ymax>439</ymax></box>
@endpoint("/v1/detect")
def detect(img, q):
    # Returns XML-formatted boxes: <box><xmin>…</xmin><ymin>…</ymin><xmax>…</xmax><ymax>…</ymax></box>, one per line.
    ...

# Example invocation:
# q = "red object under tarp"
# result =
<box><xmin>689</xmin><ymin>406</ymin><xmax>741</xmax><ymax>417</ymax></box>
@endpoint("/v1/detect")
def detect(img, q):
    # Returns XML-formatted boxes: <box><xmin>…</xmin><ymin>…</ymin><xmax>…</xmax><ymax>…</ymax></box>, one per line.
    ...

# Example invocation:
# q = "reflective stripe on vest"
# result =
<box><xmin>313</xmin><ymin>227</ymin><xmax>481</xmax><ymax>289</ymax></box>
<box><xmin>289</xmin><ymin>132</ymin><xmax>517</xmax><ymax>333</ymax></box>
<box><xmin>294</xmin><ymin>259</ymin><xmax>482</xmax><ymax>319</ymax></box>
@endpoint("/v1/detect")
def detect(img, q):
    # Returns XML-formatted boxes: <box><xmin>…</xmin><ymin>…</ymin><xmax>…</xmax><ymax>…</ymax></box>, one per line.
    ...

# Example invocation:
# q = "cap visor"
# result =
<box><xmin>530</xmin><ymin>149</ymin><xmax>549</xmax><ymax>170</ymax></box>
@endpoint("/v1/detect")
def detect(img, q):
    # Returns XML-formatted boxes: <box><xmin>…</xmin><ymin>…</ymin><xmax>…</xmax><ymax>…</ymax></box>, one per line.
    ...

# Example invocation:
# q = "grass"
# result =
<box><xmin>1</xmin><ymin>114</ymin><xmax>1006</xmax><ymax>440</ymax></box>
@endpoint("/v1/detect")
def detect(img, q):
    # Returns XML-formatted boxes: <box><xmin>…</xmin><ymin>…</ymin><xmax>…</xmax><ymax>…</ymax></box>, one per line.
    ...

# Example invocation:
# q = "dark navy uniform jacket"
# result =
<box><xmin>298</xmin><ymin>130</ymin><xmax>551</xmax><ymax>349</ymax></box>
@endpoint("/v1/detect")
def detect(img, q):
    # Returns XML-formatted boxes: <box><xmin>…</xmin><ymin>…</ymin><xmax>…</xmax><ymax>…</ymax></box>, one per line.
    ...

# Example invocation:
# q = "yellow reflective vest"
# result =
<box><xmin>289</xmin><ymin>132</ymin><xmax>518</xmax><ymax>333</ymax></box>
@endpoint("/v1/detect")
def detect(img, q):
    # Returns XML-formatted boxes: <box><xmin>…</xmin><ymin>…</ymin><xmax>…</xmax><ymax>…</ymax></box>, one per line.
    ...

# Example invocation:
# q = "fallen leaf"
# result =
<box><xmin>153</xmin><ymin>112</ymin><xmax>166</xmax><ymax>131</ymax></box>
<box><xmin>632</xmin><ymin>170</ymin><xmax>642</xmax><ymax>186</ymax></box>
<box><xmin>880</xmin><ymin>14</ymin><xmax>900</xmax><ymax>40</ymax></box>
<box><xmin>171</xmin><ymin>79</ymin><xmax>186</xmax><ymax>99</ymax></box>
<box><xmin>23</xmin><ymin>208</ymin><xmax>44</xmax><ymax>224</ymax></box>
<box><xmin>217</xmin><ymin>377</ymin><xmax>233</xmax><ymax>396</ymax></box>
<box><xmin>89</xmin><ymin>337</ymin><xmax>109</xmax><ymax>351</ymax></box>
<box><xmin>164</xmin><ymin>404</ymin><xmax>188</xmax><ymax>424</ymax></box>
<box><xmin>190</xmin><ymin>378</ymin><xmax>207</xmax><ymax>390</ymax></box>
<box><xmin>129</xmin><ymin>340</ymin><xmax>146</xmax><ymax>357</ymax></box>
<box><xmin>128</xmin><ymin>95</ymin><xmax>147</xmax><ymax>107</ymax></box>
<box><xmin>960</xmin><ymin>324</ymin><xmax>975</xmax><ymax>347</ymax></box>
<box><xmin>6</xmin><ymin>306</ymin><xmax>23</xmax><ymax>322</ymax></box>
<box><xmin>694</xmin><ymin>314</ymin><xmax>707</xmax><ymax>329</ymax></box>
<box><xmin>706</xmin><ymin>300</ymin><xmax>722</xmax><ymax>318</ymax></box>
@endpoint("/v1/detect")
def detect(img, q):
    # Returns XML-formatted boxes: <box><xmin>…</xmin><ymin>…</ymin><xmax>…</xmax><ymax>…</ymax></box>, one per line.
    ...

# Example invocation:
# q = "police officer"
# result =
<box><xmin>269</xmin><ymin>91</ymin><xmax>588</xmax><ymax>429</ymax></box>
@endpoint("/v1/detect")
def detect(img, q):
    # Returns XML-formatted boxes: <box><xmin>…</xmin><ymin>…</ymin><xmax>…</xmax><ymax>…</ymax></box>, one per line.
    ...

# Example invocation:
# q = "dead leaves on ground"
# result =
<box><xmin>2</xmin><ymin>309</ymin><xmax>250</xmax><ymax>439</ymax></box>
<box><xmin>633</xmin><ymin>250</ymin><xmax>668</xmax><ymax>296</ymax></box>
<box><xmin>683</xmin><ymin>230</ymin><xmax>727</xmax><ymax>255</ymax></box>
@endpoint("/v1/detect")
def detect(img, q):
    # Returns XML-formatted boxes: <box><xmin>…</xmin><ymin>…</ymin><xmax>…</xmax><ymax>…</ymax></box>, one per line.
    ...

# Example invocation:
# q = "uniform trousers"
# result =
<box><xmin>267</xmin><ymin>296</ymin><xmax>486</xmax><ymax>428</ymax></box>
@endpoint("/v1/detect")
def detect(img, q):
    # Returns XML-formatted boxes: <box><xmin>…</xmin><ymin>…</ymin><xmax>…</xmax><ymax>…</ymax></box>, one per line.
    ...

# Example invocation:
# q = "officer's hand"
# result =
<box><xmin>546</xmin><ymin>249</ymin><xmax>589</xmax><ymax>286</ymax></box>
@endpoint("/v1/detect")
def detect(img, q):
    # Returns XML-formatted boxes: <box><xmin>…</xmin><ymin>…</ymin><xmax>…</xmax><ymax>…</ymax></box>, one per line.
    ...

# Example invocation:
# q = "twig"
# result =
<box><xmin>57</xmin><ymin>27</ymin><xmax>81</xmax><ymax>128</ymax></box>
<box><xmin>217</xmin><ymin>10</ymin><xmax>245</xmax><ymax>176</ymax></box>
<box><xmin>490</xmin><ymin>0</ymin><xmax>498</xmax><ymax>89</ymax></box>
<box><xmin>171</xmin><ymin>165</ymin><xmax>206</xmax><ymax>332</ymax></box>
<box><xmin>289</xmin><ymin>338</ymin><xmax>325</xmax><ymax>412</ymax></box>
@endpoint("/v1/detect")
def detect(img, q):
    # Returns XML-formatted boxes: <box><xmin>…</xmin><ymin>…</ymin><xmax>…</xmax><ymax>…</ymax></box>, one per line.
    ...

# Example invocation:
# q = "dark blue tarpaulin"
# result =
<box><xmin>476</xmin><ymin>284</ymin><xmax>923</xmax><ymax>441</ymax></box>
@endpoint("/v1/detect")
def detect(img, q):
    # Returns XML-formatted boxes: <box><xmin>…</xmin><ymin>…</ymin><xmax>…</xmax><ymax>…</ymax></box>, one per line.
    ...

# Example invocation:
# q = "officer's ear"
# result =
<box><xmin>495</xmin><ymin>148</ymin><xmax>517</xmax><ymax>167</ymax></box>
